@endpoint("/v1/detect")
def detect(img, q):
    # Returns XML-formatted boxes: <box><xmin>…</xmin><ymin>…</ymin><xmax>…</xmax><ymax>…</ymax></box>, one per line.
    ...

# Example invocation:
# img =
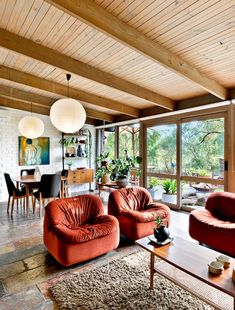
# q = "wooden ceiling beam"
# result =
<box><xmin>0</xmin><ymin>29</ymin><xmax>174</xmax><ymax>110</ymax></box>
<box><xmin>0</xmin><ymin>84</ymin><xmax>55</xmax><ymax>106</ymax></box>
<box><xmin>0</xmin><ymin>65</ymin><xmax>136</xmax><ymax>117</ymax></box>
<box><xmin>0</xmin><ymin>86</ymin><xmax>114</xmax><ymax>122</ymax></box>
<box><xmin>0</xmin><ymin>97</ymin><xmax>50</xmax><ymax>116</ymax></box>
<box><xmin>46</xmin><ymin>0</ymin><xmax>227</xmax><ymax>100</ymax></box>
<box><xmin>175</xmin><ymin>94</ymin><xmax>222</xmax><ymax>110</ymax></box>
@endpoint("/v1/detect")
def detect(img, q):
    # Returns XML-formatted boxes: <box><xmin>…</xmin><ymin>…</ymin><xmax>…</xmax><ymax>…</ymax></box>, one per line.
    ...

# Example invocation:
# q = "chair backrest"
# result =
<box><xmin>206</xmin><ymin>192</ymin><xmax>235</xmax><ymax>222</ymax></box>
<box><xmin>38</xmin><ymin>173</ymin><xmax>61</xmax><ymax>198</ymax></box>
<box><xmin>4</xmin><ymin>173</ymin><xmax>17</xmax><ymax>196</ymax></box>
<box><xmin>61</xmin><ymin>169</ymin><xmax>68</xmax><ymax>177</ymax></box>
<box><xmin>20</xmin><ymin>169</ymin><xmax>35</xmax><ymax>176</ymax></box>
<box><xmin>45</xmin><ymin>195</ymin><xmax>104</xmax><ymax>227</ymax></box>
<box><xmin>108</xmin><ymin>187</ymin><xmax>153</xmax><ymax>216</ymax></box>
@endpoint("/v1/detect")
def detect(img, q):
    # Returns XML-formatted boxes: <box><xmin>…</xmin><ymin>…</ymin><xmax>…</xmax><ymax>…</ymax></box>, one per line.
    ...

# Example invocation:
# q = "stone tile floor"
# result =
<box><xmin>0</xmin><ymin>195</ymin><xmax>190</xmax><ymax>310</ymax></box>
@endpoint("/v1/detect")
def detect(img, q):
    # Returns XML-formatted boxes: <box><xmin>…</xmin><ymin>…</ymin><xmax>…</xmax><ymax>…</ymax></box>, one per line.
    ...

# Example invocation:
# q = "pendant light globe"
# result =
<box><xmin>18</xmin><ymin>115</ymin><xmax>44</xmax><ymax>139</ymax></box>
<box><xmin>50</xmin><ymin>98</ymin><xmax>86</xmax><ymax>133</ymax></box>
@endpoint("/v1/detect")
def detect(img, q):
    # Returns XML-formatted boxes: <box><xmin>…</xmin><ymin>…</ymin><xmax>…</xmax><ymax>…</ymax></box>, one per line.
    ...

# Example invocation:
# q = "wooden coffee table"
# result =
<box><xmin>136</xmin><ymin>235</ymin><xmax>235</xmax><ymax>308</ymax></box>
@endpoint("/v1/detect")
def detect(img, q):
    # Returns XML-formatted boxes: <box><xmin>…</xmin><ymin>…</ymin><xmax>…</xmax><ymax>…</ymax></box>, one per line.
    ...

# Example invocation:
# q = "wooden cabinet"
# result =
<box><xmin>67</xmin><ymin>169</ymin><xmax>93</xmax><ymax>186</ymax></box>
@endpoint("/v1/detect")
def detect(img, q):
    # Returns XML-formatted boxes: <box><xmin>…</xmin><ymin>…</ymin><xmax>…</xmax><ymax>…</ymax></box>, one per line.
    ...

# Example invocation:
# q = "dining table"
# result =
<box><xmin>13</xmin><ymin>175</ymin><xmax>67</xmax><ymax>215</ymax></box>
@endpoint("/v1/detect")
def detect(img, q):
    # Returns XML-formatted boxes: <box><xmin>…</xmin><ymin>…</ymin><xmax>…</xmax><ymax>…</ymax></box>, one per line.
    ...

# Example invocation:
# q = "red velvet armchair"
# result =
<box><xmin>108</xmin><ymin>187</ymin><xmax>170</xmax><ymax>241</ymax></box>
<box><xmin>189</xmin><ymin>192</ymin><xmax>235</xmax><ymax>257</ymax></box>
<box><xmin>44</xmin><ymin>195</ymin><xmax>119</xmax><ymax>266</ymax></box>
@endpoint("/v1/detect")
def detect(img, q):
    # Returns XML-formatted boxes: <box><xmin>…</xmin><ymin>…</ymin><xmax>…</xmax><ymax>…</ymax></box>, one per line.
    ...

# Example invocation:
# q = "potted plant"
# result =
<box><xmin>95</xmin><ymin>165</ymin><xmax>110</xmax><ymax>184</ymax></box>
<box><xmin>95</xmin><ymin>152</ymin><xmax>109</xmax><ymax>167</ymax></box>
<box><xmin>153</xmin><ymin>216</ymin><xmax>170</xmax><ymax>242</ymax></box>
<box><xmin>95</xmin><ymin>152</ymin><xmax>110</xmax><ymax>184</ymax></box>
<box><xmin>147</xmin><ymin>177</ymin><xmax>162</xmax><ymax>200</ymax></box>
<box><xmin>109</xmin><ymin>157</ymin><xmax>135</xmax><ymax>187</ymax></box>
<box><xmin>161</xmin><ymin>179</ymin><xmax>177</xmax><ymax>204</ymax></box>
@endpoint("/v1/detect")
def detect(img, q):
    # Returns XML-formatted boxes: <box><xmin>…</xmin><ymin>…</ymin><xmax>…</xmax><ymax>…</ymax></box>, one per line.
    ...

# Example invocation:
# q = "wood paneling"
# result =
<box><xmin>0</xmin><ymin>29</ymin><xmax>174</xmax><ymax>110</ymax></box>
<box><xmin>0</xmin><ymin>65</ymin><xmax>139</xmax><ymax>117</ymax></box>
<box><xmin>0</xmin><ymin>0</ymin><xmax>235</xmax><ymax>121</ymax></box>
<box><xmin>45</xmin><ymin>0</ymin><xmax>227</xmax><ymax>99</ymax></box>
<box><xmin>0</xmin><ymin>88</ymin><xmax>115</xmax><ymax>122</ymax></box>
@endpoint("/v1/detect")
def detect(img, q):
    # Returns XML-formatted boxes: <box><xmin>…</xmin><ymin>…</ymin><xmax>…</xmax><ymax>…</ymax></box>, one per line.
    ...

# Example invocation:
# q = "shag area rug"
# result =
<box><xmin>50</xmin><ymin>250</ymin><xmax>230</xmax><ymax>310</ymax></box>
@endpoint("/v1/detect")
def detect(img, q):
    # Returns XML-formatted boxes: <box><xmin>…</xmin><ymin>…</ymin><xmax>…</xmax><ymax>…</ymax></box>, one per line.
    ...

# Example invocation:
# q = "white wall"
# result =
<box><xmin>0</xmin><ymin>108</ymin><xmax>95</xmax><ymax>202</ymax></box>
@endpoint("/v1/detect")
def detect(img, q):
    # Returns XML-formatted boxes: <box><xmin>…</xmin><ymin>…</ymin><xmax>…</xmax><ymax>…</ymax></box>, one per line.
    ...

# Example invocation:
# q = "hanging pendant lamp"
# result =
<box><xmin>50</xmin><ymin>74</ymin><xmax>86</xmax><ymax>133</ymax></box>
<box><xmin>18</xmin><ymin>103</ymin><xmax>44</xmax><ymax>139</ymax></box>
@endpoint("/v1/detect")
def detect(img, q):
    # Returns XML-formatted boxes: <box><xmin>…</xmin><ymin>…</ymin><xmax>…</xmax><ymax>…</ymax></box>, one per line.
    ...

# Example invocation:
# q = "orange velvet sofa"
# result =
<box><xmin>44</xmin><ymin>195</ymin><xmax>119</xmax><ymax>266</ymax></box>
<box><xmin>108</xmin><ymin>187</ymin><xmax>170</xmax><ymax>241</ymax></box>
<box><xmin>189</xmin><ymin>192</ymin><xmax>235</xmax><ymax>257</ymax></box>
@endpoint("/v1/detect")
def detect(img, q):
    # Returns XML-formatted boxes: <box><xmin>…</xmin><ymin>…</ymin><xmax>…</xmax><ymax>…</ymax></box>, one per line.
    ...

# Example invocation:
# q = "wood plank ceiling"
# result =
<box><xmin>0</xmin><ymin>0</ymin><xmax>234</xmax><ymax>125</ymax></box>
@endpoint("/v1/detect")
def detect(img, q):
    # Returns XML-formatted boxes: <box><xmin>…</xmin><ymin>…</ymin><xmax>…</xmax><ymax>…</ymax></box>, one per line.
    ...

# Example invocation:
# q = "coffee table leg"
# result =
<box><xmin>150</xmin><ymin>252</ymin><xmax>155</xmax><ymax>289</ymax></box>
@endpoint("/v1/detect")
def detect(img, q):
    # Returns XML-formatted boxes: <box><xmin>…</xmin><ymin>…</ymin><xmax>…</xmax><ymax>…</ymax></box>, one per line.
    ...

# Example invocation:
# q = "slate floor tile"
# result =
<box><xmin>0</xmin><ymin>286</ymin><xmax>44</xmax><ymax>310</ymax></box>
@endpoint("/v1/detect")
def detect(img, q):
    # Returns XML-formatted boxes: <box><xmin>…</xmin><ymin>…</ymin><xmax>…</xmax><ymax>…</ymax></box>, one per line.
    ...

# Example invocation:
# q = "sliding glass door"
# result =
<box><xmin>146</xmin><ymin>123</ymin><xmax>177</xmax><ymax>203</ymax></box>
<box><xmin>181</xmin><ymin>115</ymin><xmax>226</xmax><ymax>211</ymax></box>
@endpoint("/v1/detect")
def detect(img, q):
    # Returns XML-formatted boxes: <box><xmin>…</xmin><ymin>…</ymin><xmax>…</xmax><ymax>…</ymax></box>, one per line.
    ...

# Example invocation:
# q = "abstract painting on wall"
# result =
<box><xmin>18</xmin><ymin>136</ymin><xmax>50</xmax><ymax>166</ymax></box>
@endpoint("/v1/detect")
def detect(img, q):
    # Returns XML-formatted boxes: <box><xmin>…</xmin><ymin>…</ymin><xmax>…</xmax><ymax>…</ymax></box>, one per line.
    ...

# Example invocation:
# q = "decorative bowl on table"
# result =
<box><xmin>216</xmin><ymin>255</ymin><xmax>230</xmax><ymax>268</ymax></box>
<box><xmin>208</xmin><ymin>261</ymin><xmax>223</xmax><ymax>274</ymax></box>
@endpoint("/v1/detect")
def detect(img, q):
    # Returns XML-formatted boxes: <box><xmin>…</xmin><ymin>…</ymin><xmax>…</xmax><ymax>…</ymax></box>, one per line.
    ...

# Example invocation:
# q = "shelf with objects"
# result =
<box><xmin>60</xmin><ymin>128</ymin><xmax>93</xmax><ymax>192</ymax></box>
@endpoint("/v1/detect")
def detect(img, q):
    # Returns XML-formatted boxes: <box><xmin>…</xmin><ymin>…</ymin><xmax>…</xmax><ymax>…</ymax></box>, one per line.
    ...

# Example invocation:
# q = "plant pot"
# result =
<box><xmin>148</xmin><ymin>188</ymin><xmax>155</xmax><ymax>199</ymax></box>
<box><xmin>101</xmin><ymin>174</ymin><xmax>108</xmax><ymax>185</ymax></box>
<box><xmin>162</xmin><ymin>193</ymin><xmax>177</xmax><ymax>204</ymax></box>
<box><xmin>154</xmin><ymin>226</ymin><xmax>170</xmax><ymax>242</ymax></box>
<box><xmin>116</xmin><ymin>176</ymin><xmax>129</xmax><ymax>187</ymax></box>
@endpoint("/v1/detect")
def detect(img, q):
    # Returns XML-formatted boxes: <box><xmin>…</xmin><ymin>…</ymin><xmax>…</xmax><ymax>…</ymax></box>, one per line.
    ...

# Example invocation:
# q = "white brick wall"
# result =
<box><xmin>0</xmin><ymin>108</ymin><xmax>95</xmax><ymax>202</ymax></box>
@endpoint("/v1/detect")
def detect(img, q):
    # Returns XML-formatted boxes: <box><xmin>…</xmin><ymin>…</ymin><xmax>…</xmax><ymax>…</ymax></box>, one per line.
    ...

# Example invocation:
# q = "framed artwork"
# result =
<box><xmin>18</xmin><ymin>136</ymin><xmax>50</xmax><ymax>166</ymax></box>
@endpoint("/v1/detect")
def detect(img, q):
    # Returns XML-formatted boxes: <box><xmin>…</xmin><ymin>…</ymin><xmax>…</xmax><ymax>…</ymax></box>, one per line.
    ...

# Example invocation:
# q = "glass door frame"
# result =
<box><xmin>142</xmin><ymin>108</ymin><xmax>228</xmax><ymax>209</ymax></box>
<box><xmin>179</xmin><ymin>112</ymin><xmax>227</xmax><ymax>208</ymax></box>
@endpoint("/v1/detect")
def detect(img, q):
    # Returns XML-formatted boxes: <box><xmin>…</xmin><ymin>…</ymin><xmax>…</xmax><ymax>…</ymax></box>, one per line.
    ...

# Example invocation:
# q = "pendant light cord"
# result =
<box><xmin>66</xmin><ymin>73</ymin><xmax>71</xmax><ymax>98</ymax></box>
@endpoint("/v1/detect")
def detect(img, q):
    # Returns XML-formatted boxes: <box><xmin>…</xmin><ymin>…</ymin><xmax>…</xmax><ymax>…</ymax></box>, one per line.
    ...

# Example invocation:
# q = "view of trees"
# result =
<box><xmin>119</xmin><ymin>125</ymin><xmax>140</xmax><ymax>158</ymax></box>
<box><xmin>147</xmin><ymin>124</ymin><xmax>176</xmax><ymax>174</ymax></box>
<box><xmin>146</xmin><ymin>118</ymin><xmax>224</xmax><ymax>178</ymax></box>
<box><xmin>104</xmin><ymin>125</ymin><xmax>140</xmax><ymax>160</ymax></box>
<box><xmin>182</xmin><ymin>118</ymin><xmax>224</xmax><ymax>178</ymax></box>
<box><xmin>104</xmin><ymin>118</ymin><xmax>224</xmax><ymax>179</ymax></box>
<box><xmin>103</xmin><ymin>130</ymin><xmax>115</xmax><ymax>160</ymax></box>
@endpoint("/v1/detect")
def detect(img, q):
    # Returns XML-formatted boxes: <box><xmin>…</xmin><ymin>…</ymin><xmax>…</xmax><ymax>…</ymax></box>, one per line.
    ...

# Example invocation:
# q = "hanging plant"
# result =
<box><xmin>59</xmin><ymin>136</ymin><xmax>77</xmax><ymax>147</ymax></box>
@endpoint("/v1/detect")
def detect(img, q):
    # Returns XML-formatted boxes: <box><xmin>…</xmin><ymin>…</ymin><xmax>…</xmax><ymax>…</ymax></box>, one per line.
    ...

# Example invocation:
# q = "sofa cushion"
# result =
<box><xmin>190</xmin><ymin>209</ymin><xmax>235</xmax><ymax>230</ymax></box>
<box><xmin>45</xmin><ymin>195</ymin><xmax>104</xmax><ymax>227</ymax></box>
<box><xmin>51</xmin><ymin>215</ymin><xmax>118</xmax><ymax>244</ymax></box>
<box><xmin>206</xmin><ymin>192</ymin><xmax>235</xmax><ymax>222</ymax></box>
<box><xmin>108</xmin><ymin>187</ymin><xmax>152</xmax><ymax>215</ymax></box>
<box><xmin>120</xmin><ymin>203</ymin><xmax>170</xmax><ymax>223</ymax></box>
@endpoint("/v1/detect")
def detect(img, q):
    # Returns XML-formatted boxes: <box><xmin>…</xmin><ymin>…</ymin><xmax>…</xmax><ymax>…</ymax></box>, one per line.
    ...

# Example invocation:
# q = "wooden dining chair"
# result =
<box><xmin>20</xmin><ymin>168</ymin><xmax>38</xmax><ymax>204</ymax></box>
<box><xmin>20</xmin><ymin>169</ymin><xmax>35</xmax><ymax>176</ymax></box>
<box><xmin>61</xmin><ymin>169</ymin><xmax>69</xmax><ymax>198</ymax></box>
<box><xmin>33</xmin><ymin>173</ymin><xmax>61</xmax><ymax>217</ymax></box>
<box><xmin>4</xmin><ymin>173</ymin><xmax>27</xmax><ymax>217</ymax></box>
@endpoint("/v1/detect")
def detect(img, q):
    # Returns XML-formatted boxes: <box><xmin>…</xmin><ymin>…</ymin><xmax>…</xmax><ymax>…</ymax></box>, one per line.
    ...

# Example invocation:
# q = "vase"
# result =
<box><xmin>101</xmin><ymin>174</ymin><xmax>108</xmax><ymax>185</ymax></box>
<box><xmin>116</xmin><ymin>176</ymin><xmax>129</xmax><ymax>187</ymax></box>
<box><xmin>162</xmin><ymin>193</ymin><xmax>177</xmax><ymax>204</ymax></box>
<box><xmin>154</xmin><ymin>226</ymin><xmax>170</xmax><ymax>242</ymax></box>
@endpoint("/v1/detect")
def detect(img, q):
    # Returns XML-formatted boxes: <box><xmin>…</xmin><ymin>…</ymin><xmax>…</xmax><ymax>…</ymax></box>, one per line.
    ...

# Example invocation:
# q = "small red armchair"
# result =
<box><xmin>189</xmin><ymin>192</ymin><xmax>235</xmax><ymax>257</ymax></box>
<box><xmin>108</xmin><ymin>187</ymin><xmax>170</xmax><ymax>241</ymax></box>
<box><xmin>44</xmin><ymin>195</ymin><xmax>119</xmax><ymax>266</ymax></box>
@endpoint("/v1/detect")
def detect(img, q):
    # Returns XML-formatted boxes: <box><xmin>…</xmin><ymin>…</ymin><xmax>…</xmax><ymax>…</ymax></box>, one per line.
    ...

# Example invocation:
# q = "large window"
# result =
<box><xmin>118</xmin><ymin>124</ymin><xmax>140</xmax><ymax>158</ymax></box>
<box><xmin>147</xmin><ymin>124</ymin><xmax>176</xmax><ymax>174</ymax></box>
<box><xmin>102</xmin><ymin>128</ymin><xmax>115</xmax><ymax>160</ymax></box>
<box><xmin>181</xmin><ymin>117</ymin><xmax>225</xmax><ymax>211</ymax></box>
<box><xmin>182</xmin><ymin>118</ymin><xmax>224</xmax><ymax>179</ymax></box>
<box><xmin>145</xmin><ymin>113</ymin><xmax>226</xmax><ymax>210</ymax></box>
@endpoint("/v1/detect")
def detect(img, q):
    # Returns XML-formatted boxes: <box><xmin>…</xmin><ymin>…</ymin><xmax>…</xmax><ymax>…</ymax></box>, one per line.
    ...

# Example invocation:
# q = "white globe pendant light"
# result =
<box><xmin>50</xmin><ymin>74</ymin><xmax>86</xmax><ymax>133</ymax></box>
<box><xmin>18</xmin><ymin>103</ymin><xmax>44</xmax><ymax>139</ymax></box>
